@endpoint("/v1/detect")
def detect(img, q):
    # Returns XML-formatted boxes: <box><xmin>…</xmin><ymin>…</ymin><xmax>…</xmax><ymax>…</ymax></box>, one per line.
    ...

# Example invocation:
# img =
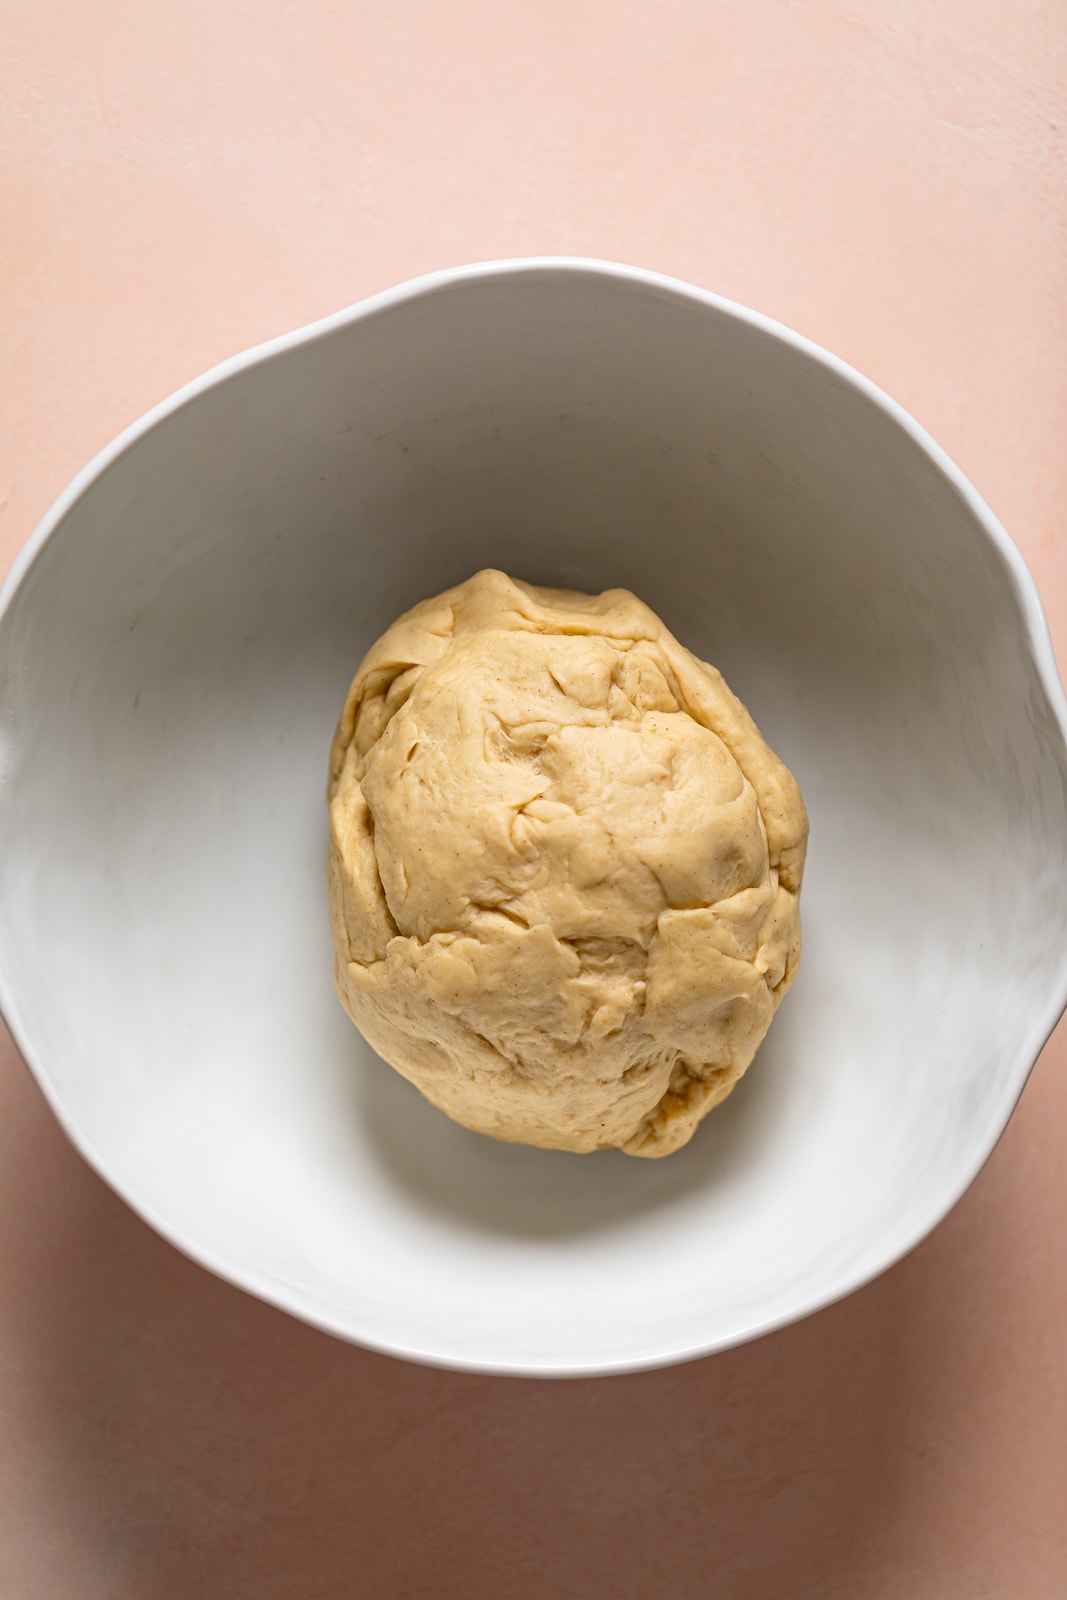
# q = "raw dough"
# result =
<box><xmin>327</xmin><ymin>570</ymin><xmax>807</xmax><ymax>1157</ymax></box>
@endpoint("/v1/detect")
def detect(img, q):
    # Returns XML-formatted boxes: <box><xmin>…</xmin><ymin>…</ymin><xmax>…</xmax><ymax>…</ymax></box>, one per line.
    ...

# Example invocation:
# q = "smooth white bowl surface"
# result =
<box><xmin>2</xmin><ymin>260</ymin><xmax>1067</xmax><ymax>1376</ymax></box>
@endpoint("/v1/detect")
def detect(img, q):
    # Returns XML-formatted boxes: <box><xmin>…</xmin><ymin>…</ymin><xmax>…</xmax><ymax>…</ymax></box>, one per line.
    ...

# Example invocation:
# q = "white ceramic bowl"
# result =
<box><xmin>3</xmin><ymin>260</ymin><xmax>1067</xmax><ymax>1376</ymax></box>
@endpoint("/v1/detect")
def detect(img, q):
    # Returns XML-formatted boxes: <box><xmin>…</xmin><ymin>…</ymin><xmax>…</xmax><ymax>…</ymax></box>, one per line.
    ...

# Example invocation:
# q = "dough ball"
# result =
<box><xmin>327</xmin><ymin>570</ymin><xmax>807</xmax><ymax>1158</ymax></box>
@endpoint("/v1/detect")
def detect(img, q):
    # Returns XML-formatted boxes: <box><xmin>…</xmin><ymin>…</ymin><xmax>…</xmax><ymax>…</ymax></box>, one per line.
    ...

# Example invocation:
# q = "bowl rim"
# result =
<box><xmin>3</xmin><ymin>255</ymin><xmax>1067</xmax><ymax>1377</ymax></box>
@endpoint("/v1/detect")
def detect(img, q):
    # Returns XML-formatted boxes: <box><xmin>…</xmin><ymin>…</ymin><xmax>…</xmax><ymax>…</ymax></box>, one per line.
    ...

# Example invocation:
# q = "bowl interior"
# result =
<box><xmin>3</xmin><ymin>264</ymin><xmax>1066</xmax><ymax>1373</ymax></box>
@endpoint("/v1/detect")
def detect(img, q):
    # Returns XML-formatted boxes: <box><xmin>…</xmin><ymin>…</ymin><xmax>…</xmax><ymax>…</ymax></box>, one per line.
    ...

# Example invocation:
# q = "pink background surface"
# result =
<box><xmin>2</xmin><ymin>3</ymin><xmax>1066</xmax><ymax>1594</ymax></box>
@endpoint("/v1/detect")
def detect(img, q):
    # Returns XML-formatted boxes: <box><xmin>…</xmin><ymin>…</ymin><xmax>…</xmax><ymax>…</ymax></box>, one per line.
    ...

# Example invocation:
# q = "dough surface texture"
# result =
<box><xmin>327</xmin><ymin>570</ymin><xmax>807</xmax><ymax>1157</ymax></box>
